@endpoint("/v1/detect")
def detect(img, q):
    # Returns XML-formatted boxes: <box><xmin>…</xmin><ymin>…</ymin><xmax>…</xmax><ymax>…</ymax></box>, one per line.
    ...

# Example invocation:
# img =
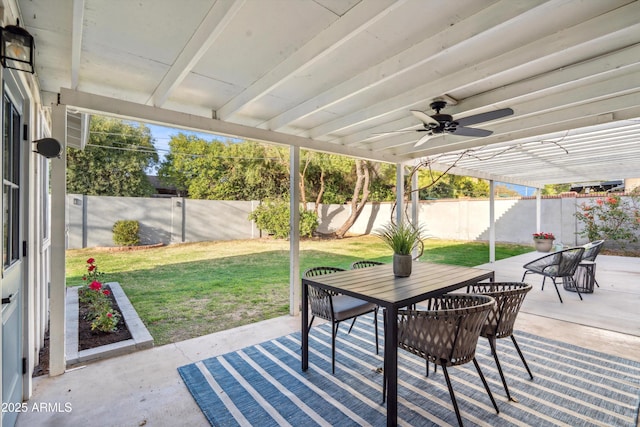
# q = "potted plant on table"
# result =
<box><xmin>533</xmin><ymin>232</ymin><xmax>555</xmax><ymax>252</ymax></box>
<box><xmin>376</xmin><ymin>221</ymin><xmax>425</xmax><ymax>277</ymax></box>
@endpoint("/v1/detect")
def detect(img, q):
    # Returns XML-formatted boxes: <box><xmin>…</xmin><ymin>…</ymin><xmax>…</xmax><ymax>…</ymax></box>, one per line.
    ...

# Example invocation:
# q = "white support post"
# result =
<box><xmin>289</xmin><ymin>146</ymin><xmax>300</xmax><ymax>316</ymax></box>
<box><xmin>411</xmin><ymin>168</ymin><xmax>420</xmax><ymax>258</ymax></box>
<box><xmin>489</xmin><ymin>180</ymin><xmax>496</xmax><ymax>263</ymax></box>
<box><xmin>49</xmin><ymin>104</ymin><xmax>67</xmax><ymax>376</ymax></box>
<box><xmin>395</xmin><ymin>164</ymin><xmax>404</xmax><ymax>224</ymax></box>
<box><xmin>536</xmin><ymin>189</ymin><xmax>542</xmax><ymax>232</ymax></box>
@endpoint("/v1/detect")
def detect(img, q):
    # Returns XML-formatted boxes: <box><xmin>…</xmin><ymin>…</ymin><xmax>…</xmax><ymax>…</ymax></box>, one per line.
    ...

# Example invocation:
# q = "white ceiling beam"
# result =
<box><xmin>216</xmin><ymin>0</ymin><xmax>404</xmax><ymax>120</ymax></box>
<box><xmin>70</xmin><ymin>0</ymin><xmax>84</xmax><ymax>89</ymax></box>
<box><xmin>394</xmin><ymin>92</ymin><xmax>640</xmax><ymax>156</ymax></box>
<box><xmin>425</xmin><ymin>161</ymin><xmax>543</xmax><ymax>188</ymax></box>
<box><xmin>344</xmin><ymin>45</ymin><xmax>640</xmax><ymax>147</ymax></box>
<box><xmin>306</xmin><ymin>3</ymin><xmax>640</xmax><ymax>140</ymax></box>
<box><xmin>264</xmin><ymin>0</ymin><xmax>544</xmax><ymax>131</ymax></box>
<box><xmin>149</xmin><ymin>0</ymin><xmax>245</xmax><ymax>108</ymax></box>
<box><xmin>378</xmin><ymin>71</ymin><xmax>640</xmax><ymax>152</ymax></box>
<box><xmin>59</xmin><ymin>88</ymin><xmax>400</xmax><ymax>164</ymax></box>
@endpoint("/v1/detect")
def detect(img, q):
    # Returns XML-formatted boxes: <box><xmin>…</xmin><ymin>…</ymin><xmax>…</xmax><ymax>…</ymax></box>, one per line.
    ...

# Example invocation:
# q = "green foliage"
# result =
<box><xmin>543</xmin><ymin>184</ymin><xmax>571</xmax><ymax>195</ymax></box>
<box><xmin>417</xmin><ymin>172</ymin><xmax>489</xmax><ymax>199</ymax></box>
<box><xmin>575</xmin><ymin>192</ymin><xmax>640</xmax><ymax>248</ymax></box>
<box><xmin>113</xmin><ymin>220</ymin><xmax>140</xmax><ymax>246</ymax></box>
<box><xmin>375</xmin><ymin>221</ymin><xmax>426</xmax><ymax>256</ymax></box>
<box><xmin>249</xmin><ymin>199</ymin><xmax>318</xmax><ymax>239</ymax></box>
<box><xmin>67</xmin><ymin>116</ymin><xmax>158</xmax><ymax>196</ymax></box>
<box><xmin>158</xmin><ymin>137</ymin><xmax>289</xmax><ymax>200</ymax></box>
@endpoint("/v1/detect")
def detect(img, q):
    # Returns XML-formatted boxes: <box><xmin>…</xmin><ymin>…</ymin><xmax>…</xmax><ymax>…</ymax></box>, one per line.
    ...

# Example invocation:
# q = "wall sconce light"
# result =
<box><xmin>0</xmin><ymin>20</ymin><xmax>35</xmax><ymax>73</ymax></box>
<box><xmin>33</xmin><ymin>138</ymin><xmax>62</xmax><ymax>159</ymax></box>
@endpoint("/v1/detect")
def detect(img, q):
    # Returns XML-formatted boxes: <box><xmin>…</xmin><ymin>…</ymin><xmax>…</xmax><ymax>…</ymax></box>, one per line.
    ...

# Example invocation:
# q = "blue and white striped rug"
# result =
<box><xmin>178</xmin><ymin>315</ymin><xmax>640</xmax><ymax>426</ymax></box>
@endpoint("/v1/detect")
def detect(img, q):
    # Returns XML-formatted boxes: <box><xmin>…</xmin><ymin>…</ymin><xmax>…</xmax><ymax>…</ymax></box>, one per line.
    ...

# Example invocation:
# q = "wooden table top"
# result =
<box><xmin>302</xmin><ymin>262</ymin><xmax>494</xmax><ymax>308</ymax></box>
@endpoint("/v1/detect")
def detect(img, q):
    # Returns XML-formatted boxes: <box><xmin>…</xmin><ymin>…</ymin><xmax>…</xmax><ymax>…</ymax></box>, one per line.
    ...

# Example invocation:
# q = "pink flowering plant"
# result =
<box><xmin>78</xmin><ymin>258</ymin><xmax>120</xmax><ymax>333</ymax></box>
<box><xmin>575</xmin><ymin>191</ymin><xmax>640</xmax><ymax>249</ymax></box>
<box><xmin>533</xmin><ymin>232</ymin><xmax>555</xmax><ymax>240</ymax></box>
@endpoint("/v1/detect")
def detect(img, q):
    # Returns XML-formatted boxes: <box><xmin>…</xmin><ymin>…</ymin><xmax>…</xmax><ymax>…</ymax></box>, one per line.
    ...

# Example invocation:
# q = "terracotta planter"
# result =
<box><xmin>393</xmin><ymin>253</ymin><xmax>412</xmax><ymax>277</ymax></box>
<box><xmin>534</xmin><ymin>239</ymin><xmax>554</xmax><ymax>252</ymax></box>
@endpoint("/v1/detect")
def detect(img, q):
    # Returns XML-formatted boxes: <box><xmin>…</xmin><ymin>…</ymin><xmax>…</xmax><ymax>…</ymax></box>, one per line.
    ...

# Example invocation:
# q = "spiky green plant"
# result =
<box><xmin>375</xmin><ymin>221</ymin><xmax>425</xmax><ymax>256</ymax></box>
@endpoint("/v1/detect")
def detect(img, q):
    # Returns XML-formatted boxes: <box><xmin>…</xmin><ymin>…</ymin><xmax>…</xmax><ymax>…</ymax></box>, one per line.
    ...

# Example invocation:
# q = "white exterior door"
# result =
<box><xmin>1</xmin><ymin>80</ymin><xmax>25</xmax><ymax>427</ymax></box>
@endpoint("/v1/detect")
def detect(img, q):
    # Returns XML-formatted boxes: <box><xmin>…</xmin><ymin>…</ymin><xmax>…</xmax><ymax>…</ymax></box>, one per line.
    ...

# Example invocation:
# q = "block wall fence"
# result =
<box><xmin>66</xmin><ymin>193</ymin><xmax>633</xmax><ymax>250</ymax></box>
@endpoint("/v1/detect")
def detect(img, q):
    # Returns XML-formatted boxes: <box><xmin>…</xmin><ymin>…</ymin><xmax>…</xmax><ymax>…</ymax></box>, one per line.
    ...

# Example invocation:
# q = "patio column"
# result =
<box><xmin>536</xmin><ymin>189</ymin><xmax>542</xmax><ymax>232</ymax></box>
<box><xmin>289</xmin><ymin>145</ymin><xmax>300</xmax><ymax>316</ymax></box>
<box><xmin>49</xmin><ymin>104</ymin><xmax>67</xmax><ymax>376</ymax></box>
<box><xmin>489</xmin><ymin>180</ymin><xmax>495</xmax><ymax>263</ymax></box>
<box><xmin>395</xmin><ymin>163</ymin><xmax>404</xmax><ymax>224</ymax></box>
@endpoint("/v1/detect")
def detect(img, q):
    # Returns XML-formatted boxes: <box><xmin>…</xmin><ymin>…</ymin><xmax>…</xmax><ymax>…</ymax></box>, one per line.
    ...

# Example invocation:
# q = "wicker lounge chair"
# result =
<box><xmin>521</xmin><ymin>247</ymin><xmax>585</xmax><ymax>303</ymax></box>
<box><xmin>303</xmin><ymin>266</ymin><xmax>379</xmax><ymax>374</ymax></box>
<box><xmin>384</xmin><ymin>294</ymin><xmax>499</xmax><ymax>426</ymax></box>
<box><xmin>466</xmin><ymin>282</ymin><xmax>533</xmax><ymax>402</ymax></box>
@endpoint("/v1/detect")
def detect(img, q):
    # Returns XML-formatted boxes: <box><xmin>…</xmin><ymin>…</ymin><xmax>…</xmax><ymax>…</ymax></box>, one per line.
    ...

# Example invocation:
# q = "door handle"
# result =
<box><xmin>2</xmin><ymin>293</ymin><xmax>13</xmax><ymax>304</ymax></box>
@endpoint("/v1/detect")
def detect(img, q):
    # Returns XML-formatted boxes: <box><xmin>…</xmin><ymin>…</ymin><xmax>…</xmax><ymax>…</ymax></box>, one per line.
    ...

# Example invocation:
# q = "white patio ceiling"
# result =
<box><xmin>17</xmin><ymin>0</ymin><xmax>640</xmax><ymax>188</ymax></box>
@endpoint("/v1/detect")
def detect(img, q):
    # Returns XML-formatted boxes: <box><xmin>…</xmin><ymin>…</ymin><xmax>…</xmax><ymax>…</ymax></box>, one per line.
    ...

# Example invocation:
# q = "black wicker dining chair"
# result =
<box><xmin>350</xmin><ymin>260</ymin><xmax>384</xmax><ymax>269</ymax></box>
<box><xmin>303</xmin><ymin>266</ymin><xmax>379</xmax><ymax>374</ymax></box>
<box><xmin>521</xmin><ymin>247</ymin><xmax>585</xmax><ymax>303</ymax></box>
<box><xmin>466</xmin><ymin>282</ymin><xmax>533</xmax><ymax>402</ymax></box>
<box><xmin>383</xmin><ymin>294</ymin><xmax>499</xmax><ymax>426</ymax></box>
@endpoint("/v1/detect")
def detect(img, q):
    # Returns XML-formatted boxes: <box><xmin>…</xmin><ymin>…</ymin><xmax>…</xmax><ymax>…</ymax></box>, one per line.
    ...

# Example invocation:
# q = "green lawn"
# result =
<box><xmin>66</xmin><ymin>235</ymin><xmax>532</xmax><ymax>346</ymax></box>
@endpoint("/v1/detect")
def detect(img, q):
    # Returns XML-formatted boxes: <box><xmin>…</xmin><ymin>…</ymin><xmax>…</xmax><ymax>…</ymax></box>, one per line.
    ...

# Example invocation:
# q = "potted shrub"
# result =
<box><xmin>376</xmin><ymin>221</ymin><xmax>425</xmax><ymax>277</ymax></box>
<box><xmin>533</xmin><ymin>232</ymin><xmax>555</xmax><ymax>252</ymax></box>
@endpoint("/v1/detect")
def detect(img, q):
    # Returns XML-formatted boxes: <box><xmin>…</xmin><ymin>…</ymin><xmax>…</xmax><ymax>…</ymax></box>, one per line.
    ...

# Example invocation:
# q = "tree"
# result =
<box><xmin>158</xmin><ymin>137</ymin><xmax>289</xmax><ymax>201</ymax></box>
<box><xmin>333</xmin><ymin>159</ymin><xmax>372</xmax><ymax>238</ymax></box>
<box><xmin>67</xmin><ymin>117</ymin><xmax>158</xmax><ymax>196</ymax></box>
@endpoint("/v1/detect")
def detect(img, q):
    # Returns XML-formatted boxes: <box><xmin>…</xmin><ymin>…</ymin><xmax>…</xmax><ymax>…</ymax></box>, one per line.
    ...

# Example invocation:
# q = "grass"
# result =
<box><xmin>66</xmin><ymin>235</ymin><xmax>532</xmax><ymax>346</ymax></box>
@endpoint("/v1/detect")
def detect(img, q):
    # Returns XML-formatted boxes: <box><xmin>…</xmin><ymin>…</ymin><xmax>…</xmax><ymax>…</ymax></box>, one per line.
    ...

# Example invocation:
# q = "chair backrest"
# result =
<box><xmin>303</xmin><ymin>266</ymin><xmax>345</xmax><ymax>277</ymax></box>
<box><xmin>582</xmin><ymin>240</ymin><xmax>604</xmax><ymax>262</ymax></box>
<box><xmin>303</xmin><ymin>267</ymin><xmax>345</xmax><ymax>320</ymax></box>
<box><xmin>350</xmin><ymin>260</ymin><xmax>384</xmax><ymax>269</ymax></box>
<box><xmin>557</xmin><ymin>247</ymin><xmax>585</xmax><ymax>276</ymax></box>
<box><xmin>397</xmin><ymin>294</ymin><xmax>495</xmax><ymax>367</ymax></box>
<box><xmin>466</xmin><ymin>282</ymin><xmax>532</xmax><ymax>339</ymax></box>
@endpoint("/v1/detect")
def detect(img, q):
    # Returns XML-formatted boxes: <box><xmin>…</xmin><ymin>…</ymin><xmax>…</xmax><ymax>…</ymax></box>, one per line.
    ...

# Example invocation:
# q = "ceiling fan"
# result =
<box><xmin>388</xmin><ymin>100</ymin><xmax>514</xmax><ymax>147</ymax></box>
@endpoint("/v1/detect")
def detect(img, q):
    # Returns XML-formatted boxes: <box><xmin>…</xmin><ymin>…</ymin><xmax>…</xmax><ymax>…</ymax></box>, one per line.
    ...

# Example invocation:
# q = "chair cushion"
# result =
<box><xmin>332</xmin><ymin>295</ymin><xmax>376</xmax><ymax>321</ymax></box>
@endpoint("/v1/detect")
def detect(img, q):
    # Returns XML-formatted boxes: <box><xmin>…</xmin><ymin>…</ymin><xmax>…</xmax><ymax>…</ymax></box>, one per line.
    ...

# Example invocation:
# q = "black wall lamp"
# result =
<box><xmin>0</xmin><ymin>19</ymin><xmax>35</xmax><ymax>73</ymax></box>
<box><xmin>33</xmin><ymin>138</ymin><xmax>62</xmax><ymax>159</ymax></box>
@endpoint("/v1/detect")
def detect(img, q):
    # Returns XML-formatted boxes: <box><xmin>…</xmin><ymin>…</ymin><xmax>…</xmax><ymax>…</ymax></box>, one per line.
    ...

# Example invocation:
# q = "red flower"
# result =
<box><xmin>102</xmin><ymin>290</ymin><xmax>110</xmax><ymax>296</ymax></box>
<box><xmin>596</xmin><ymin>199</ymin><xmax>604</xmax><ymax>206</ymax></box>
<box><xmin>107</xmin><ymin>312</ymin><xmax>113</xmax><ymax>318</ymax></box>
<box><xmin>88</xmin><ymin>265</ymin><xmax>96</xmax><ymax>272</ymax></box>
<box><xmin>89</xmin><ymin>281</ymin><xmax>102</xmax><ymax>291</ymax></box>
<box><xmin>607</xmin><ymin>197</ymin><xmax>618</xmax><ymax>205</ymax></box>
<box><xmin>87</xmin><ymin>258</ymin><xmax>95</xmax><ymax>264</ymax></box>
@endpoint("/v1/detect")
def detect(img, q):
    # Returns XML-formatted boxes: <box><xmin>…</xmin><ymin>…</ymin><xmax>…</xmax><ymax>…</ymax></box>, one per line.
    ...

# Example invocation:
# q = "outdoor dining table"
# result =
<box><xmin>301</xmin><ymin>261</ymin><xmax>495</xmax><ymax>427</ymax></box>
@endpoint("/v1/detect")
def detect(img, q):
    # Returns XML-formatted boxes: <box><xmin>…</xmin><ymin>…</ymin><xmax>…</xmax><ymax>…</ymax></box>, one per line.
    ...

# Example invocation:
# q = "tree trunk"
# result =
<box><xmin>334</xmin><ymin>160</ymin><xmax>370</xmax><ymax>238</ymax></box>
<box><xmin>314</xmin><ymin>169</ymin><xmax>325</xmax><ymax>215</ymax></box>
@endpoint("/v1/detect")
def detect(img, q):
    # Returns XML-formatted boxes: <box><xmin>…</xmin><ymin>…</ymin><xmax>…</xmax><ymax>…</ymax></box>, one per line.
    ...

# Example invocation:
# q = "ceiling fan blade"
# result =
<box><xmin>455</xmin><ymin>108</ymin><xmax>513</xmax><ymax>126</ymax></box>
<box><xmin>410</xmin><ymin>110</ymin><xmax>439</xmax><ymax>126</ymax></box>
<box><xmin>451</xmin><ymin>126</ymin><xmax>492</xmax><ymax>137</ymax></box>
<box><xmin>414</xmin><ymin>132</ymin><xmax>435</xmax><ymax>147</ymax></box>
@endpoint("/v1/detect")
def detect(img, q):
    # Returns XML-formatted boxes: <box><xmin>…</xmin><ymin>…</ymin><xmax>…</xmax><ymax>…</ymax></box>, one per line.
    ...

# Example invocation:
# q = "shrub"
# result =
<box><xmin>575</xmin><ymin>191</ymin><xmax>640</xmax><ymax>249</ymax></box>
<box><xmin>249</xmin><ymin>199</ymin><xmax>318</xmax><ymax>239</ymax></box>
<box><xmin>113</xmin><ymin>220</ymin><xmax>140</xmax><ymax>246</ymax></box>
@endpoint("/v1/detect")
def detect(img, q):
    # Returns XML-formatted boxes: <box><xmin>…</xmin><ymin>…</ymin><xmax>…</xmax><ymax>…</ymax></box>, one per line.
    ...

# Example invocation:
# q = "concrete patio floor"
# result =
<box><xmin>17</xmin><ymin>253</ymin><xmax>640</xmax><ymax>427</ymax></box>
